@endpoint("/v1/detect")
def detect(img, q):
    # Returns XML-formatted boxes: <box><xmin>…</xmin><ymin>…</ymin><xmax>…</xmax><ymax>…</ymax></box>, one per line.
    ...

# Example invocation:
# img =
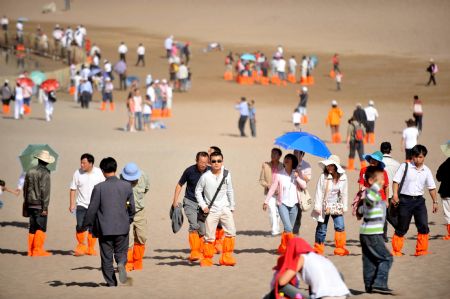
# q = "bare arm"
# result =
<box><xmin>172</xmin><ymin>183</ymin><xmax>183</xmax><ymax>208</ymax></box>
<box><xmin>278</xmin><ymin>255</ymin><xmax>305</xmax><ymax>286</ymax></box>
<box><xmin>430</xmin><ymin>189</ymin><xmax>438</xmax><ymax>213</ymax></box>
<box><xmin>69</xmin><ymin>189</ymin><xmax>76</xmax><ymax>212</ymax></box>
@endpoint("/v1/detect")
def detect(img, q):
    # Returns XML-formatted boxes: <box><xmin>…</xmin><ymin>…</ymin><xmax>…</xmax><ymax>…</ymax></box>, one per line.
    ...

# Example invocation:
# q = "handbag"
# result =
<box><xmin>197</xmin><ymin>170</ymin><xmax>229</xmax><ymax>222</ymax></box>
<box><xmin>22</xmin><ymin>202</ymin><xmax>29</xmax><ymax>218</ymax></box>
<box><xmin>387</xmin><ymin>162</ymin><xmax>409</xmax><ymax>228</ymax></box>
<box><xmin>324</xmin><ymin>178</ymin><xmax>344</xmax><ymax>215</ymax></box>
<box><xmin>298</xmin><ymin>188</ymin><xmax>312</xmax><ymax>211</ymax></box>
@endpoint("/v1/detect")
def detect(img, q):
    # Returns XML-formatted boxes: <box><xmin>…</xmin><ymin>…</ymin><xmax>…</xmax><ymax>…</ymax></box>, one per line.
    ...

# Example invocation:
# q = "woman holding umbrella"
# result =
<box><xmin>263</xmin><ymin>154</ymin><xmax>305</xmax><ymax>254</ymax></box>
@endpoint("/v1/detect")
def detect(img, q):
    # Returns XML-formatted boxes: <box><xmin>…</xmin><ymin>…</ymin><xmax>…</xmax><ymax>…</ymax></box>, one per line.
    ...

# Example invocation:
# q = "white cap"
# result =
<box><xmin>331</xmin><ymin>100</ymin><xmax>338</xmax><ymax>106</ymax></box>
<box><xmin>302</xmin><ymin>86</ymin><xmax>308</xmax><ymax>92</ymax></box>
<box><xmin>368</xmin><ymin>100</ymin><xmax>374</xmax><ymax>106</ymax></box>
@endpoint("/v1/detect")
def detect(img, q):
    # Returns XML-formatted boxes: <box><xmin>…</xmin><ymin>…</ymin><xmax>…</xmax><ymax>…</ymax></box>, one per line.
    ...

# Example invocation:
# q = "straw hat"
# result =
<box><xmin>34</xmin><ymin>150</ymin><xmax>55</xmax><ymax>164</ymax></box>
<box><xmin>121</xmin><ymin>163</ymin><xmax>141</xmax><ymax>181</ymax></box>
<box><xmin>319</xmin><ymin>155</ymin><xmax>344</xmax><ymax>174</ymax></box>
<box><xmin>441</xmin><ymin>141</ymin><xmax>450</xmax><ymax>157</ymax></box>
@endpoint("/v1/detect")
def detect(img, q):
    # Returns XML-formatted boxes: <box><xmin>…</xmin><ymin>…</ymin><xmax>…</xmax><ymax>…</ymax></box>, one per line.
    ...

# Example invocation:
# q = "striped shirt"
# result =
<box><xmin>359</xmin><ymin>183</ymin><xmax>386</xmax><ymax>235</ymax></box>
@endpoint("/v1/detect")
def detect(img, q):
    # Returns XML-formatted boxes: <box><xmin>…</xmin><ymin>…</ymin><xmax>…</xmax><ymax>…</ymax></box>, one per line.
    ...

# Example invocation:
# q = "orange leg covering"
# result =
<box><xmin>219</xmin><ymin>237</ymin><xmax>236</xmax><ymax>266</ymax></box>
<box><xmin>200</xmin><ymin>242</ymin><xmax>215</xmax><ymax>267</ymax></box>
<box><xmin>32</xmin><ymin>230</ymin><xmax>52</xmax><ymax>257</ymax></box>
<box><xmin>214</xmin><ymin>228</ymin><xmax>225</xmax><ymax>254</ymax></box>
<box><xmin>188</xmin><ymin>232</ymin><xmax>203</xmax><ymax>261</ymax></box>
<box><xmin>313</xmin><ymin>243</ymin><xmax>325</xmax><ymax>255</ymax></box>
<box><xmin>74</xmin><ymin>231</ymin><xmax>88</xmax><ymax>256</ymax></box>
<box><xmin>28</xmin><ymin>233</ymin><xmax>35</xmax><ymax>256</ymax></box>
<box><xmin>414</xmin><ymin>233</ymin><xmax>430</xmax><ymax>256</ymax></box>
<box><xmin>443</xmin><ymin>224</ymin><xmax>450</xmax><ymax>240</ymax></box>
<box><xmin>391</xmin><ymin>234</ymin><xmax>404</xmax><ymax>256</ymax></box>
<box><xmin>333</xmin><ymin>231</ymin><xmax>350</xmax><ymax>256</ymax></box>
<box><xmin>86</xmin><ymin>233</ymin><xmax>97</xmax><ymax>255</ymax></box>
<box><xmin>133</xmin><ymin>243</ymin><xmax>145</xmax><ymax>270</ymax></box>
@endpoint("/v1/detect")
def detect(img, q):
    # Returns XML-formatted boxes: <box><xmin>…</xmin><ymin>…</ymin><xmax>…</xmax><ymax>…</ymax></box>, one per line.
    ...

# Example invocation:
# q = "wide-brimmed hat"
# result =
<box><xmin>319</xmin><ymin>154</ymin><xmax>344</xmax><ymax>174</ymax></box>
<box><xmin>121</xmin><ymin>162</ymin><xmax>141</xmax><ymax>181</ymax></box>
<box><xmin>441</xmin><ymin>141</ymin><xmax>450</xmax><ymax>157</ymax></box>
<box><xmin>34</xmin><ymin>150</ymin><xmax>55</xmax><ymax>164</ymax></box>
<box><xmin>363</xmin><ymin>151</ymin><xmax>385</xmax><ymax>169</ymax></box>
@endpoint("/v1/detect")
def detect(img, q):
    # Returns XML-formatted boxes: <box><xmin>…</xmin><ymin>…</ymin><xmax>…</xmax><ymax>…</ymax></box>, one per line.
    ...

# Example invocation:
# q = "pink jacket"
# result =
<box><xmin>264</xmin><ymin>169</ymin><xmax>307</xmax><ymax>206</ymax></box>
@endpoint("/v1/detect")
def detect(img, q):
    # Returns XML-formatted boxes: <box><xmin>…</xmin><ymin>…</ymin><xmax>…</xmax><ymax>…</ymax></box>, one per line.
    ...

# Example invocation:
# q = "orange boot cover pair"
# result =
<box><xmin>200</xmin><ymin>242</ymin><xmax>215</xmax><ymax>267</ymax></box>
<box><xmin>347</xmin><ymin>158</ymin><xmax>355</xmax><ymax>171</ymax></box>
<box><xmin>28</xmin><ymin>233</ymin><xmax>35</xmax><ymax>256</ymax></box>
<box><xmin>313</xmin><ymin>243</ymin><xmax>325</xmax><ymax>255</ymax></box>
<box><xmin>414</xmin><ymin>233</ymin><xmax>430</xmax><ymax>256</ymax></box>
<box><xmin>443</xmin><ymin>224</ymin><xmax>450</xmax><ymax>240</ymax></box>
<box><xmin>391</xmin><ymin>234</ymin><xmax>404</xmax><ymax>256</ymax></box>
<box><xmin>133</xmin><ymin>243</ymin><xmax>145</xmax><ymax>270</ymax></box>
<box><xmin>86</xmin><ymin>233</ymin><xmax>97</xmax><ymax>255</ymax></box>
<box><xmin>368</xmin><ymin>133</ymin><xmax>375</xmax><ymax>144</ymax></box>
<box><xmin>214</xmin><ymin>228</ymin><xmax>225</xmax><ymax>254</ymax></box>
<box><xmin>219</xmin><ymin>237</ymin><xmax>236</xmax><ymax>266</ymax></box>
<box><xmin>32</xmin><ymin>230</ymin><xmax>52</xmax><ymax>257</ymax></box>
<box><xmin>74</xmin><ymin>231</ymin><xmax>88</xmax><ymax>256</ymax></box>
<box><xmin>188</xmin><ymin>232</ymin><xmax>203</xmax><ymax>261</ymax></box>
<box><xmin>334</xmin><ymin>231</ymin><xmax>350</xmax><ymax>256</ymax></box>
<box><xmin>126</xmin><ymin>248</ymin><xmax>134</xmax><ymax>271</ymax></box>
<box><xmin>277</xmin><ymin>232</ymin><xmax>294</xmax><ymax>255</ymax></box>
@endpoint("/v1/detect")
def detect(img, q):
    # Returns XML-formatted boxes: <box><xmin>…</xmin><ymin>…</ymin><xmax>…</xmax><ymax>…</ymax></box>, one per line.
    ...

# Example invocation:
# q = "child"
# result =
<box><xmin>292</xmin><ymin>108</ymin><xmax>301</xmax><ymax>131</ymax></box>
<box><xmin>0</xmin><ymin>179</ymin><xmax>19</xmax><ymax>209</ymax></box>
<box><xmin>143</xmin><ymin>94</ymin><xmax>152</xmax><ymax>131</ymax></box>
<box><xmin>335</xmin><ymin>71</ymin><xmax>342</xmax><ymax>91</ymax></box>
<box><xmin>358</xmin><ymin>166</ymin><xmax>393</xmax><ymax>294</ymax></box>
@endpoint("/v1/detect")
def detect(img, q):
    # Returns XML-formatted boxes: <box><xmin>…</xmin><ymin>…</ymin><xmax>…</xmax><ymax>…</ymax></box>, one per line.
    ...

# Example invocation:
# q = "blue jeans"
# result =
<box><xmin>360</xmin><ymin>234</ymin><xmax>393</xmax><ymax>291</ymax></box>
<box><xmin>134</xmin><ymin>112</ymin><xmax>143</xmax><ymax>131</ymax></box>
<box><xmin>315</xmin><ymin>214</ymin><xmax>345</xmax><ymax>243</ymax></box>
<box><xmin>278</xmin><ymin>204</ymin><xmax>298</xmax><ymax>233</ymax></box>
<box><xmin>395</xmin><ymin>195</ymin><xmax>429</xmax><ymax>236</ymax></box>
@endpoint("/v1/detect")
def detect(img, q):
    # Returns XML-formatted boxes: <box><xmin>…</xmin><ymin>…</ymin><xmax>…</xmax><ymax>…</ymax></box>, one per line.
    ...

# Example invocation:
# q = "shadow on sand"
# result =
<box><xmin>0</xmin><ymin>221</ymin><xmax>28</xmax><ymax>229</ymax></box>
<box><xmin>46</xmin><ymin>280</ymin><xmax>107</xmax><ymax>287</ymax></box>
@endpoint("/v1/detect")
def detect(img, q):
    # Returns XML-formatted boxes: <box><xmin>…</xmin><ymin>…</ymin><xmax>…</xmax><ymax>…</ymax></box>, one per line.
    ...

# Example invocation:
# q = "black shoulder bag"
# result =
<box><xmin>197</xmin><ymin>170</ymin><xmax>229</xmax><ymax>222</ymax></box>
<box><xmin>387</xmin><ymin>163</ymin><xmax>409</xmax><ymax>229</ymax></box>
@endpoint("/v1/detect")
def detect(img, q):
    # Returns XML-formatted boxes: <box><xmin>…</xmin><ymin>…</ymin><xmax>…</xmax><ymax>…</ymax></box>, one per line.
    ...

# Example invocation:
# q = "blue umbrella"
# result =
<box><xmin>126</xmin><ymin>76</ymin><xmax>139</xmax><ymax>87</ymax></box>
<box><xmin>113</xmin><ymin>60</ymin><xmax>127</xmax><ymax>74</ymax></box>
<box><xmin>274</xmin><ymin>132</ymin><xmax>331</xmax><ymax>158</ymax></box>
<box><xmin>240</xmin><ymin>53</ymin><xmax>256</xmax><ymax>61</ymax></box>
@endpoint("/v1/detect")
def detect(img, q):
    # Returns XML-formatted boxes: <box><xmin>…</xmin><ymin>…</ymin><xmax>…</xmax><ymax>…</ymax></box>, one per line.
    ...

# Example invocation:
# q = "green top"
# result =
<box><xmin>133</xmin><ymin>172</ymin><xmax>150</xmax><ymax>210</ymax></box>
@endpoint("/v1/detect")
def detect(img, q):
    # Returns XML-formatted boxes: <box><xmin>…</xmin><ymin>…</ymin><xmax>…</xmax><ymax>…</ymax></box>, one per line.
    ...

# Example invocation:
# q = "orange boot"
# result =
<box><xmin>200</xmin><ymin>242</ymin><xmax>215</xmax><ymax>267</ymax></box>
<box><xmin>331</xmin><ymin>133</ymin><xmax>336</xmax><ymax>143</ymax></box>
<box><xmin>334</xmin><ymin>231</ymin><xmax>350</xmax><ymax>256</ymax></box>
<box><xmin>347</xmin><ymin>158</ymin><xmax>355</xmax><ymax>171</ymax></box>
<box><xmin>100</xmin><ymin>102</ymin><xmax>106</xmax><ymax>111</ymax></box>
<box><xmin>74</xmin><ymin>231</ymin><xmax>88</xmax><ymax>256</ymax></box>
<box><xmin>219</xmin><ymin>237</ymin><xmax>236</xmax><ymax>266</ymax></box>
<box><xmin>443</xmin><ymin>224</ymin><xmax>450</xmax><ymax>240</ymax></box>
<box><xmin>335</xmin><ymin>132</ymin><xmax>342</xmax><ymax>143</ymax></box>
<box><xmin>391</xmin><ymin>234</ymin><xmax>404</xmax><ymax>256</ymax></box>
<box><xmin>133</xmin><ymin>243</ymin><xmax>145</xmax><ymax>270</ymax></box>
<box><xmin>2</xmin><ymin>104</ymin><xmax>9</xmax><ymax>115</ymax></box>
<box><xmin>86</xmin><ymin>233</ymin><xmax>97</xmax><ymax>255</ymax></box>
<box><xmin>109</xmin><ymin>102</ymin><xmax>115</xmax><ymax>111</ymax></box>
<box><xmin>188</xmin><ymin>232</ymin><xmax>203</xmax><ymax>261</ymax></box>
<box><xmin>313</xmin><ymin>243</ymin><xmax>325</xmax><ymax>255</ymax></box>
<box><xmin>28</xmin><ymin>233</ymin><xmax>35</xmax><ymax>256</ymax></box>
<box><xmin>360</xmin><ymin>160</ymin><xmax>367</xmax><ymax>169</ymax></box>
<box><xmin>126</xmin><ymin>247</ymin><xmax>134</xmax><ymax>271</ymax></box>
<box><xmin>414</xmin><ymin>233</ymin><xmax>430</xmax><ymax>256</ymax></box>
<box><xmin>32</xmin><ymin>230</ymin><xmax>52</xmax><ymax>257</ymax></box>
<box><xmin>302</xmin><ymin>115</ymin><xmax>308</xmax><ymax>124</ymax></box>
<box><xmin>277</xmin><ymin>232</ymin><xmax>294</xmax><ymax>255</ymax></box>
<box><xmin>369</xmin><ymin>133</ymin><xmax>375</xmax><ymax>144</ymax></box>
<box><xmin>23</xmin><ymin>104</ymin><xmax>31</xmax><ymax>115</ymax></box>
<box><xmin>214</xmin><ymin>228</ymin><xmax>225</xmax><ymax>254</ymax></box>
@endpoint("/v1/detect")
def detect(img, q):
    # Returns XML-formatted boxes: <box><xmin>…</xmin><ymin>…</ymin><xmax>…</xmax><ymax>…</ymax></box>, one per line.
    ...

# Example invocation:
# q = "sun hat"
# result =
<box><xmin>34</xmin><ymin>150</ymin><xmax>55</xmax><ymax>164</ymax></box>
<box><xmin>121</xmin><ymin>163</ymin><xmax>141</xmax><ymax>181</ymax></box>
<box><xmin>441</xmin><ymin>141</ymin><xmax>450</xmax><ymax>157</ymax></box>
<box><xmin>363</xmin><ymin>151</ymin><xmax>385</xmax><ymax>169</ymax></box>
<box><xmin>319</xmin><ymin>154</ymin><xmax>344</xmax><ymax>174</ymax></box>
<box><xmin>302</xmin><ymin>86</ymin><xmax>308</xmax><ymax>92</ymax></box>
<box><xmin>331</xmin><ymin>100</ymin><xmax>338</xmax><ymax>106</ymax></box>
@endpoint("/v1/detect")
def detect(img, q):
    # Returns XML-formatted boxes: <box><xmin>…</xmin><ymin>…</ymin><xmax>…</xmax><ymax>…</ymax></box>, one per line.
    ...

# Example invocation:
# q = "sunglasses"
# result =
<box><xmin>211</xmin><ymin>160</ymin><xmax>223</xmax><ymax>164</ymax></box>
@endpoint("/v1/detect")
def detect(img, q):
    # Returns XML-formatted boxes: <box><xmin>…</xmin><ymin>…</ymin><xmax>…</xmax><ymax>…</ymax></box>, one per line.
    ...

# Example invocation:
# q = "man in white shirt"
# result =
<box><xmin>118</xmin><ymin>41</ymin><xmax>128</xmax><ymax>62</ymax></box>
<box><xmin>136</xmin><ymin>43</ymin><xmax>145</xmax><ymax>67</ymax></box>
<box><xmin>196</xmin><ymin>152</ymin><xmax>236</xmax><ymax>267</ymax></box>
<box><xmin>177</xmin><ymin>61</ymin><xmax>189</xmax><ymax>91</ymax></box>
<box><xmin>402</xmin><ymin>119</ymin><xmax>419</xmax><ymax>160</ymax></box>
<box><xmin>90</xmin><ymin>43</ymin><xmax>101</xmax><ymax>57</ymax></box>
<box><xmin>69</xmin><ymin>153</ymin><xmax>105</xmax><ymax>256</ymax></box>
<box><xmin>364</xmin><ymin>100</ymin><xmax>379</xmax><ymax>144</ymax></box>
<box><xmin>277</xmin><ymin>57</ymin><xmax>287</xmax><ymax>81</ymax></box>
<box><xmin>235</xmin><ymin>97</ymin><xmax>249</xmax><ymax>137</ymax></box>
<box><xmin>391</xmin><ymin>145</ymin><xmax>438</xmax><ymax>257</ymax></box>
<box><xmin>164</xmin><ymin>35</ymin><xmax>173</xmax><ymax>58</ymax></box>
<box><xmin>288</xmin><ymin>56</ymin><xmax>297</xmax><ymax>75</ymax></box>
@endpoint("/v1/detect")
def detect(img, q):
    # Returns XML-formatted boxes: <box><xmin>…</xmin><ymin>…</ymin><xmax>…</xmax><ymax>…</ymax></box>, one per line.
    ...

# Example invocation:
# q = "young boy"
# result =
<box><xmin>359</xmin><ymin>166</ymin><xmax>394</xmax><ymax>295</ymax></box>
<box><xmin>292</xmin><ymin>108</ymin><xmax>301</xmax><ymax>131</ymax></box>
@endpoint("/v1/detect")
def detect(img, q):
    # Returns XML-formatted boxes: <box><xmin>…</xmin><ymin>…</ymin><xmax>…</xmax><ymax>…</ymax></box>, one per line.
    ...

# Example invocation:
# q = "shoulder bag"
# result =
<box><xmin>197</xmin><ymin>170</ymin><xmax>229</xmax><ymax>222</ymax></box>
<box><xmin>324</xmin><ymin>177</ymin><xmax>344</xmax><ymax>215</ymax></box>
<box><xmin>387</xmin><ymin>163</ymin><xmax>409</xmax><ymax>228</ymax></box>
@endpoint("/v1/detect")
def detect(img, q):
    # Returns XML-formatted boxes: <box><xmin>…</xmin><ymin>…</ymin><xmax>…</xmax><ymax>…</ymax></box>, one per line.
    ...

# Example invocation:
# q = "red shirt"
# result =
<box><xmin>358</xmin><ymin>167</ymin><xmax>389</xmax><ymax>200</ymax></box>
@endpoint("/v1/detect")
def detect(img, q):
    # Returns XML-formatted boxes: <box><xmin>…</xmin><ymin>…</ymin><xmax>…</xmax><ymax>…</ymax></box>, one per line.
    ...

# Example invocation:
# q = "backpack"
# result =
<box><xmin>353</xmin><ymin>122</ymin><xmax>364</xmax><ymax>141</ymax></box>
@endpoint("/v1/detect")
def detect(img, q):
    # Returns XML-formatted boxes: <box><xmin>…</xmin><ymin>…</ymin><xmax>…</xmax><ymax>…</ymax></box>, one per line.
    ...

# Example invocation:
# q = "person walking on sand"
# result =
<box><xmin>364</xmin><ymin>100</ymin><xmax>379</xmax><ymax>144</ymax></box>
<box><xmin>412</xmin><ymin>95</ymin><xmax>423</xmax><ymax>132</ymax></box>
<box><xmin>264</xmin><ymin>154</ymin><xmax>305</xmax><ymax>254</ymax></box>
<box><xmin>401</xmin><ymin>119</ymin><xmax>419</xmax><ymax>161</ymax></box>
<box><xmin>69</xmin><ymin>153</ymin><xmax>105</xmax><ymax>256</ymax></box>
<box><xmin>101</xmin><ymin>77</ymin><xmax>114</xmax><ymax>111</ymax></box>
<box><xmin>196</xmin><ymin>151</ymin><xmax>237</xmax><ymax>267</ymax></box>
<box><xmin>1</xmin><ymin>80</ymin><xmax>13</xmax><ymax>115</ymax></box>
<box><xmin>23</xmin><ymin>150</ymin><xmax>55</xmax><ymax>257</ymax></box>
<box><xmin>118</xmin><ymin>41</ymin><xmax>128</xmax><ymax>62</ymax></box>
<box><xmin>248</xmin><ymin>100</ymin><xmax>256</xmax><ymax>137</ymax></box>
<box><xmin>82</xmin><ymin>157</ymin><xmax>135</xmax><ymax>286</ymax></box>
<box><xmin>235</xmin><ymin>97</ymin><xmax>249</xmax><ymax>137</ymax></box>
<box><xmin>353</xmin><ymin>103</ymin><xmax>367</xmax><ymax>130</ymax></box>
<box><xmin>312</xmin><ymin>155</ymin><xmax>350</xmax><ymax>256</ymax></box>
<box><xmin>325</xmin><ymin>100</ymin><xmax>343</xmax><ymax>143</ymax></box>
<box><xmin>391</xmin><ymin>145</ymin><xmax>438</xmax><ymax>257</ymax></box>
<box><xmin>133</xmin><ymin>89</ymin><xmax>143</xmax><ymax>131</ymax></box>
<box><xmin>346</xmin><ymin>116</ymin><xmax>366</xmax><ymax>170</ymax></box>
<box><xmin>14</xmin><ymin>82</ymin><xmax>24</xmax><ymax>120</ymax></box>
<box><xmin>172</xmin><ymin>151</ymin><xmax>209</xmax><ymax>262</ymax></box>
<box><xmin>43</xmin><ymin>89</ymin><xmax>56</xmax><ymax>122</ymax></box>
<box><xmin>335</xmin><ymin>71</ymin><xmax>342</xmax><ymax>91</ymax></box>
<box><xmin>426</xmin><ymin>58</ymin><xmax>438</xmax><ymax>86</ymax></box>
<box><xmin>78</xmin><ymin>77</ymin><xmax>93</xmax><ymax>109</ymax></box>
<box><xmin>437</xmin><ymin>141</ymin><xmax>450</xmax><ymax>240</ymax></box>
<box><xmin>259</xmin><ymin>148</ymin><xmax>284</xmax><ymax>237</ymax></box>
<box><xmin>296</xmin><ymin>86</ymin><xmax>308</xmax><ymax>124</ymax></box>
<box><xmin>164</xmin><ymin>35</ymin><xmax>173</xmax><ymax>58</ymax></box>
<box><xmin>120</xmin><ymin>163</ymin><xmax>149</xmax><ymax>272</ymax></box>
<box><xmin>136</xmin><ymin>43</ymin><xmax>145</xmax><ymax>67</ymax></box>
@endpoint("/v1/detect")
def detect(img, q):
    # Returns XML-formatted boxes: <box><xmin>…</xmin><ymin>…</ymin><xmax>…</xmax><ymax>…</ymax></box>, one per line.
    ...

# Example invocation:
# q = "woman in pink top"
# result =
<box><xmin>412</xmin><ymin>95</ymin><xmax>423</xmax><ymax>132</ymax></box>
<box><xmin>263</xmin><ymin>154</ymin><xmax>307</xmax><ymax>254</ymax></box>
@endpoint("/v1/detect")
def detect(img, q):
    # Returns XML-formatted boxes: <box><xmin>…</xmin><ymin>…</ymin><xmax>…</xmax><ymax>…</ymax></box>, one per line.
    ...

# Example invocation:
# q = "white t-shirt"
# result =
<box><xmin>402</xmin><ymin>127</ymin><xmax>419</xmax><ymax>149</ymax></box>
<box><xmin>164</xmin><ymin>37</ymin><xmax>173</xmax><ymax>50</ymax></box>
<box><xmin>364</xmin><ymin>106</ymin><xmax>379</xmax><ymax>121</ymax></box>
<box><xmin>146</xmin><ymin>86</ymin><xmax>155</xmax><ymax>103</ymax></box>
<box><xmin>288</xmin><ymin>58</ymin><xmax>297</xmax><ymax>71</ymax></box>
<box><xmin>293</xmin><ymin>111</ymin><xmax>301</xmax><ymax>124</ymax></box>
<box><xmin>53</xmin><ymin>29</ymin><xmax>63</xmax><ymax>40</ymax></box>
<box><xmin>276</xmin><ymin>59</ymin><xmax>286</xmax><ymax>72</ymax></box>
<box><xmin>104</xmin><ymin>62</ymin><xmax>112</xmax><ymax>73</ymax></box>
<box><xmin>118</xmin><ymin>44</ymin><xmax>128</xmax><ymax>54</ymax></box>
<box><xmin>133</xmin><ymin>95</ymin><xmax>143</xmax><ymax>112</ymax></box>
<box><xmin>16</xmin><ymin>22</ymin><xmax>23</xmax><ymax>31</ymax></box>
<box><xmin>301</xmin><ymin>252</ymin><xmax>350</xmax><ymax>298</ymax></box>
<box><xmin>137</xmin><ymin>46</ymin><xmax>145</xmax><ymax>55</ymax></box>
<box><xmin>70</xmin><ymin>167</ymin><xmax>104</xmax><ymax>208</ymax></box>
<box><xmin>277</xmin><ymin>170</ymin><xmax>298</xmax><ymax>207</ymax></box>
<box><xmin>393</xmin><ymin>162</ymin><xmax>436</xmax><ymax>196</ymax></box>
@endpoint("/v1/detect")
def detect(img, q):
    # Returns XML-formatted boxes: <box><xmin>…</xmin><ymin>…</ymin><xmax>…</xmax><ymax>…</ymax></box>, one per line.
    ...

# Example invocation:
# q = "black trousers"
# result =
<box><xmin>238</xmin><ymin>115</ymin><xmax>248</xmax><ymax>136</ymax></box>
<box><xmin>80</xmin><ymin>92</ymin><xmax>91</xmax><ymax>109</ymax></box>
<box><xmin>395</xmin><ymin>195</ymin><xmax>429</xmax><ymax>237</ymax></box>
<box><xmin>119</xmin><ymin>53</ymin><xmax>126</xmax><ymax>62</ymax></box>
<box><xmin>293</xmin><ymin>208</ymin><xmax>302</xmax><ymax>235</ymax></box>
<box><xmin>136</xmin><ymin>55</ymin><xmax>145</xmax><ymax>66</ymax></box>
<box><xmin>349</xmin><ymin>140</ymin><xmax>364</xmax><ymax>160</ymax></box>
<box><xmin>28</xmin><ymin>208</ymin><xmax>48</xmax><ymax>233</ymax></box>
<box><xmin>413</xmin><ymin>114</ymin><xmax>423</xmax><ymax>132</ymax></box>
<box><xmin>426</xmin><ymin>74</ymin><xmax>436</xmax><ymax>86</ymax></box>
<box><xmin>99</xmin><ymin>234</ymin><xmax>129</xmax><ymax>287</ymax></box>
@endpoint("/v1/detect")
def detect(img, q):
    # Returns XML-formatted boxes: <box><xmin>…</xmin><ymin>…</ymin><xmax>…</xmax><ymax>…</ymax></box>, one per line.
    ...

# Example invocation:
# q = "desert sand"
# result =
<box><xmin>0</xmin><ymin>1</ymin><xmax>449</xmax><ymax>299</ymax></box>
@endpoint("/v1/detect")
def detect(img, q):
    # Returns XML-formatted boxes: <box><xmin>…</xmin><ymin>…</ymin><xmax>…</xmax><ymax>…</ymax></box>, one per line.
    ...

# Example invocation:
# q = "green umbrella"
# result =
<box><xmin>19</xmin><ymin>144</ymin><xmax>59</xmax><ymax>172</ymax></box>
<box><xmin>30</xmin><ymin>71</ymin><xmax>47</xmax><ymax>85</ymax></box>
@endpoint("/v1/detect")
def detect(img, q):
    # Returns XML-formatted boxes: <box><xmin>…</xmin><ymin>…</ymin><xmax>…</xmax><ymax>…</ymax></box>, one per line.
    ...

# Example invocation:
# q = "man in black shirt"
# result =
<box><xmin>172</xmin><ymin>151</ymin><xmax>209</xmax><ymax>261</ymax></box>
